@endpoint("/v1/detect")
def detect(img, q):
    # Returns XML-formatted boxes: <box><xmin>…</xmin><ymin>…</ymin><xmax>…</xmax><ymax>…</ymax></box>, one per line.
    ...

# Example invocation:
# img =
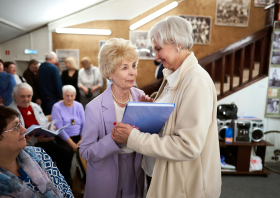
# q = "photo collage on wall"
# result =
<box><xmin>265</xmin><ymin>21</ymin><xmax>280</xmax><ymax>118</ymax></box>
<box><xmin>129</xmin><ymin>31</ymin><xmax>155</xmax><ymax>60</ymax></box>
<box><xmin>56</xmin><ymin>49</ymin><xmax>79</xmax><ymax>74</ymax></box>
<box><xmin>215</xmin><ymin>0</ymin><xmax>251</xmax><ymax>27</ymax></box>
<box><xmin>180</xmin><ymin>15</ymin><xmax>212</xmax><ymax>45</ymax></box>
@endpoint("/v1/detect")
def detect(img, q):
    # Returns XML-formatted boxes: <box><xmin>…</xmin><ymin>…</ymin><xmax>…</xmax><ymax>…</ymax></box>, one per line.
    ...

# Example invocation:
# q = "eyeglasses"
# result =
<box><xmin>3</xmin><ymin>121</ymin><xmax>22</xmax><ymax>134</ymax></box>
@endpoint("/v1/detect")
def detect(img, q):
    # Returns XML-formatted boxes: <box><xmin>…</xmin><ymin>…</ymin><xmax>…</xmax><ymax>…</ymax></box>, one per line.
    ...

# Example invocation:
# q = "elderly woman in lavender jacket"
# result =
<box><xmin>80</xmin><ymin>38</ymin><xmax>146</xmax><ymax>198</ymax></box>
<box><xmin>51</xmin><ymin>85</ymin><xmax>85</xmax><ymax>184</ymax></box>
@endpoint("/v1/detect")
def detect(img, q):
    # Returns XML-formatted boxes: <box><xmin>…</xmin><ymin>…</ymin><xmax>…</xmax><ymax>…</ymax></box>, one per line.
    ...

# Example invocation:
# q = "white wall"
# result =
<box><xmin>217</xmin><ymin>77</ymin><xmax>280</xmax><ymax>131</ymax></box>
<box><xmin>0</xmin><ymin>26</ymin><xmax>49</xmax><ymax>75</ymax></box>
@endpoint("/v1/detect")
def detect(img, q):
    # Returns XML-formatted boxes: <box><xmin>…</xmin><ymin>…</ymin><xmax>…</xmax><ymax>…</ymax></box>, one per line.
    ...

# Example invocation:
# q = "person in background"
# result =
<box><xmin>61</xmin><ymin>57</ymin><xmax>80</xmax><ymax>102</ymax></box>
<box><xmin>0</xmin><ymin>96</ymin><xmax>4</xmax><ymax>106</ymax></box>
<box><xmin>112</xmin><ymin>16</ymin><xmax>221</xmax><ymax>198</ymax></box>
<box><xmin>0</xmin><ymin>59</ymin><xmax>16</xmax><ymax>106</ymax></box>
<box><xmin>8</xmin><ymin>83</ymin><xmax>73</xmax><ymax>185</ymax></box>
<box><xmin>38</xmin><ymin>52</ymin><xmax>62</xmax><ymax>115</ymax></box>
<box><xmin>4</xmin><ymin>61</ymin><xmax>26</xmax><ymax>84</ymax></box>
<box><xmin>51</xmin><ymin>85</ymin><xmax>85</xmax><ymax>183</ymax></box>
<box><xmin>154</xmin><ymin>59</ymin><xmax>164</xmax><ymax>79</ymax></box>
<box><xmin>0</xmin><ymin>106</ymin><xmax>74</xmax><ymax>197</ymax></box>
<box><xmin>78</xmin><ymin>57</ymin><xmax>103</xmax><ymax>108</ymax></box>
<box><xmin>23</xmin><ymin>59</ymin><xmax>41</xmax><ymax>105</ymax></box>
<box><xmin>80</xmin><ymin>38</ymin><xmax>145</xmax><ymax>198</ymax></box>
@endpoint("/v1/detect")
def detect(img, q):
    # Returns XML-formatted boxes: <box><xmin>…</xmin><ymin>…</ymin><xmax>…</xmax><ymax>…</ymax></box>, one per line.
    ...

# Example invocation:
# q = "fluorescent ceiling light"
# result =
<box><xmin>55</xmin><ymin>28</ymin><xmax>111</xmax><ymax>35</ymax></box>
<box><xmin>130</xmin><ymin>1</ymin><xmax>178</xmax><ymax>30</ymax></box>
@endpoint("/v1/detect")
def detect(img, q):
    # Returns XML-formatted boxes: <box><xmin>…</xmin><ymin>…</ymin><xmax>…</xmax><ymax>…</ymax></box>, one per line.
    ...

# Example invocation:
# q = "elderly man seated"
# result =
<box><xmin>8</xmin><ymin>83</ymin><xmax>73</xmax><ymax>185</ymax></box>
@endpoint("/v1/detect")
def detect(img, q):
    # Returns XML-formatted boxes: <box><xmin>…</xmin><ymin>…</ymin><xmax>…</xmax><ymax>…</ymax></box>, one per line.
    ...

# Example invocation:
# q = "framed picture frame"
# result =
<box><xmin>254</xmin><ymin>0</ymin><xmax>274</xmax><ymax>7</ymax></box>
<box><xmin>129</xmin><ymin>31</ymin><xmax>155</xmax><ymax>60</ymax></box>
<box><xmin>180</xmin><ymin>15</ymin><xmax>212</xmax><ymax>45</ymax></box>
<box><xmin>56</xmin><ymin>49</ymin><xmax>79</xmax><ymax>73</ymax></box>
<box><xmin>99</xmin><ymin>40</ymin><xmax>107</xmax><ymax>51</ymax></box>
<box><xmin>215</xmin><ymin>0</ymin><xmax>251</xmax><ymax>27</ymax></box>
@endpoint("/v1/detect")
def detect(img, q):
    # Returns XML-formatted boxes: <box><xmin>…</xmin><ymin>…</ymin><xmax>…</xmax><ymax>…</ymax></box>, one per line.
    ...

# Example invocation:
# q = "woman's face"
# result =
<box><xmin>153</xmin><ymin>40</ymin><xmax>181</xmax><ymax>71</ymax></box>
<box><xmin>63</xmin><ymin>90</ymin><xmax>76</xmax><ymax>106</ymax></box>
<box><xmin>0</xmin><ymin>117</ymin><xmax>27</xmax><ymax>154</ymax></box>
<box><xmin>65</xmin><ymin>61</ymin><xmax>70</xmax><ymax>69</ymax></box>
<box><xmin>109</xmin><ymin>60</ymin><xmax>137</xmax><ymax>90</ymax></box>
<box><xmin>81</xmin><ymin>62</ymin><xmax>91</xmax><ymax>70</ymax></box>
<box><xmin>5</xmin><ymin>64</ymin><xmax>17</xmax><ymax>74</ymax></box>
<box><xmin>0</xmin><ymin>62</ymin><xmax>3</xmax><ymax>73</ymax></box>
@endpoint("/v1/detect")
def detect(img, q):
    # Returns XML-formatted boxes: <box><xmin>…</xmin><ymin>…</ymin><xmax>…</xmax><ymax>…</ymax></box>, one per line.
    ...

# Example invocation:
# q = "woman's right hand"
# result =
<box><xmin>72</xmin><ymin>144</ymin><xmax>78</xmax><ymax>153</ymax></box>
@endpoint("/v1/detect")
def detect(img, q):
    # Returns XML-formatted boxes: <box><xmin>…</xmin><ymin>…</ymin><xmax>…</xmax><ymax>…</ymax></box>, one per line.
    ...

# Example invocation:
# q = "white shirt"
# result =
<box><xmin>141</xmin><ymin>67</ymin><xmax>181</xmax><ymax>177</ymax></box>
<box><xmin>14</xmin><ymin>74</ymin><xmax>26</xmax><ymax>84</ymax></box>
<box><xmin>77</xmin><ymin>65</ymin><xmax>103</xmax><ymax>97</ymax></box>
<box><xmin>113</xmin><ymin>94</ymin><xmax>134</xmax><ymax>154</ymax></box>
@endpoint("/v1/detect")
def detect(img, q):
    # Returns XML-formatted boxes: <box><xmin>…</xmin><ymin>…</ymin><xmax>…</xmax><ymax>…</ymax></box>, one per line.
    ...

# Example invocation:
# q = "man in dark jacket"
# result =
<box><xmin>23</xmin><ymin>59</ymin><xmax>41</xmax><ymax>105</ymax></box>
<box><xmin>38</xmin><ymin>52</ymin><xmax>62</xmax><ymax>115</ymax></box>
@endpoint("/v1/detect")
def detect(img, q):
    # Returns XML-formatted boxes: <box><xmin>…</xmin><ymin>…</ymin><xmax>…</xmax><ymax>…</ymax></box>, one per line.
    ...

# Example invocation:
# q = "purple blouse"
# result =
<box><xmin>51</xmin><ymin>101</ymin><xmax>85</xmax><ymax>141</ymax></box>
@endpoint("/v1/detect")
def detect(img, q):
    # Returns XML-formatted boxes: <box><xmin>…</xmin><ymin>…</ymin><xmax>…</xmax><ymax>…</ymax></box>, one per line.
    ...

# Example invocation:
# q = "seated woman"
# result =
<box><xmin>80</xmin><ymin>38</ymin><xmax>145</xmax><ymax>198</ymax></box>
<box><xmin>78</xmin><ymin>57</ymin><xmax>103</xmax><ymax>107</ymax></box>
<box><xmin>0</xmin><ymin>106</ymin><xmax>74</xmax><ymax>197</ymax></box>
<box><xmin>51</xmin><ymin>85</ymin><xmax>85</xmax><ymax>181</ymax></box>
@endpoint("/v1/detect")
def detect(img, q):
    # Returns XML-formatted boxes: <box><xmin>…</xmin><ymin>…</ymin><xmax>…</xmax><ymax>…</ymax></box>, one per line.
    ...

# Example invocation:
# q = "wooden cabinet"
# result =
<box><xmin>220</xmin><ymin>140</ymin><xmax>273</xmax><ymax>176</ymax></box>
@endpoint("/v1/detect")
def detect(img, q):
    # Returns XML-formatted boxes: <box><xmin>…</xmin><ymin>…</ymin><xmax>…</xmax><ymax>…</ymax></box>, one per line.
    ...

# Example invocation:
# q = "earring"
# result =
<box><xmin>177</xmin><ymin>48</ymin><xmax>180</xmax><ymax>53</ymax></box>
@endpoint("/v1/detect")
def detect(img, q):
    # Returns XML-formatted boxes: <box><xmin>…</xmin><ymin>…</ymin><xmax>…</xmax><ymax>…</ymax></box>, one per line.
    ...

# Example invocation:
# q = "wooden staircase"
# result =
<box><xmin>141</xmin><ymin>26</ymin><xmax>272</xmax><ymax>100</ymax></box>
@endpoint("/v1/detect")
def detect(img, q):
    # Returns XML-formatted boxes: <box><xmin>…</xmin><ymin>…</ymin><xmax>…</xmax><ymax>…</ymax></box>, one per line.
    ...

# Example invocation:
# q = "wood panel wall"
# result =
<box><xmin>52</xmin><ymin>0</ymin><xmax>266</xmax><ymax>89</ymax></box>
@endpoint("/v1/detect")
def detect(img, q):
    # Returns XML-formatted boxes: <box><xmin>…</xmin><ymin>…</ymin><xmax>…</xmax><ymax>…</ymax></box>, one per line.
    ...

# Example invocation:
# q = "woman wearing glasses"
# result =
<box><xmin>0</xmin><ymin>106</ymin><xmax>74</xmax><ymax>198</ymax></box>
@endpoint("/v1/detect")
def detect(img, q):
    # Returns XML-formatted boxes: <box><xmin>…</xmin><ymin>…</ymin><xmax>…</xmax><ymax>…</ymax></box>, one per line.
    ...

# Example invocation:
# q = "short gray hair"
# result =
<box><xmin>45</xmin><ymin>51</ymin><xmax>57</xmax><ymax>60</ymax></box>
<box><xmin>13</xmin><ymin>83</ymin><xmax>33</xmax><ymax>97</ymax></box>
<box><xmin>148</xmin><ymin>16</ymin><xmax>193</xmax><ymax>50</ymax></box>
<box><xmin>62</xmin><ymin>85</ymin><xmax>76</xmax><ymax>95</ymax></box>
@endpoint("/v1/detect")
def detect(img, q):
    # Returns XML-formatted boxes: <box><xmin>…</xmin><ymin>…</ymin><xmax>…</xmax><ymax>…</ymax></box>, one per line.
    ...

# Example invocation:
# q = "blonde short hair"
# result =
<box><xmin>148</xmin><ymin>16</ymin><xmax>193</xmax><ymax>50</ymax></box>
<box><xmin>98</xmin><ymin>38</ymin><xmax>138</xmax><ymax>79</ymax></box>
<box><xmin>65</xmin><ymin>57</ymin><xmax>78</xmax><ymax>70</ymax></box>
<box><xmin>81</xmin><ymin>57</ymin><xmax>92</xmax><ymax>68</ymax></box>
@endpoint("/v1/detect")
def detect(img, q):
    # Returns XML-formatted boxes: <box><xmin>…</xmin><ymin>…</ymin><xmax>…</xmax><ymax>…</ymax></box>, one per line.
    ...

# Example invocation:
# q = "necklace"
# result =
<box><xmin>112</xmin><ymin>91</ymin><xmax>131</xmax><ymax>105</ymax></box>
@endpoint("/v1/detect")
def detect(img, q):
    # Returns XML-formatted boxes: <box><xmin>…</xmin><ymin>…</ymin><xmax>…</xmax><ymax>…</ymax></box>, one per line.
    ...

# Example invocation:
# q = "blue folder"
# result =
<box><xmin>122</xmin><ymin>102</ymin><xmax>175</xmax><ymax>134</ymax></box>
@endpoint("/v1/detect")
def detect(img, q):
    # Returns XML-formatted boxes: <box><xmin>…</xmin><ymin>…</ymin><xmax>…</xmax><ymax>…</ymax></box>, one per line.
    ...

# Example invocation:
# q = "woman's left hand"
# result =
<box><xmin>111</xmin><ymin>123</ymin><xmax>134</xmax><ymax>144</ymax></box>
<box><xmin>77</xmin><ymin>139</ymin><xmax>82</xmax><ymax>147</ymax></box>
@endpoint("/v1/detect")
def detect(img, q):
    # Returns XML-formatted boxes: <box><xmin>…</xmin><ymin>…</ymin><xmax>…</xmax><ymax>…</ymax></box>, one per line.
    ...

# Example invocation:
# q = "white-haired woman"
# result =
<box><xmin>80</xmin><ymin>38</ymin><xmax>147</xmax><ymax>198</ymax></box>
<box><xmin>61</xmin><ymin>57</ymin><xmax>80</xmax><ymax>102</ymax></box>
<box><xmin>78</xmin><ymin>57</ymin><xmax>103</xmax><ymax>107</ymax></box>
<box><xmin>112</xmin><ymin>16</ymin><xmax>221</xmax><ymax>198</ymax></box>
<box><xmin>51</xmin><ymin>85</ymin><xmax>85</xmax><ymax>185</ymax></box>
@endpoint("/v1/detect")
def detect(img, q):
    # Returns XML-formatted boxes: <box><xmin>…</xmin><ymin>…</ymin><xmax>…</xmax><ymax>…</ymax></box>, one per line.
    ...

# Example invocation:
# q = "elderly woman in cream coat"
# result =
<box><xmin>113</xmin><ymin>16</ymin><xmax>221</xmax><ymax>198</ymax></box>
<box><xmin>80</xmin><ymin>38</ymin><xmax>145</xmax><ymax>198</ymax></box>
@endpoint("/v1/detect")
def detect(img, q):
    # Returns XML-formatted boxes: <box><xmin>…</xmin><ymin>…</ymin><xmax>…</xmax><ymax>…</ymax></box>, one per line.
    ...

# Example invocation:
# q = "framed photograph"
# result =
<box><xmin>266</xmin><ymin>98</ymin><xmax>279</xmax><ymax>114</ymax></box>
<box><xmin>99</xmin><ymin>40</ymin><xmax>107</xmax><ymax>51</ymax></box>
<box><xmin>271</xmin><ymin>51</ymin><xmax>280</xmax><ymax>64</ymax></box>
<box><xmin>269</xmin><ymin>67</ymin><xmax>280</xmax><ymax>88</ymax></box>
<box><xmin>273</xmin><ymin>32</ymin><xmax>280</xmax><ymax>49</ymax></box>
<box><xmin>268</xmin><ymin>88</ymin><xmax>278</xmax><ymax>97</ymax></box>
<box><xmin>56</xmin><ymin>49</ymin><xmax>79</xmax><ymax>73</ymax></box>
<box><xmin>180</xmin><ymin>15</ymin><xmax>212</xmax><ymax>45</ymax></box>
<box><xmin>254</xmin><ymin>0</ymin><xmax>274</xmax><ymax>7</ymax></box>
<box><xmin>129</xmin><ymin>31</ymin><xmax>155</xmax><ymax>60</ymax></box>
<box><xmin>215</xmin><ymin>0</ymin><xmax>251</xmax><ymax>27</ymax></box>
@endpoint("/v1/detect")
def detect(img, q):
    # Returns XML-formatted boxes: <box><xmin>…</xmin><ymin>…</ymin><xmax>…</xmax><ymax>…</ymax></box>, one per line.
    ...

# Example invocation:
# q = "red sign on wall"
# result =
<box><xmin>5</xmin><ymin>50</ymin><xmax>10</xmax><ymax>55</ymax></box>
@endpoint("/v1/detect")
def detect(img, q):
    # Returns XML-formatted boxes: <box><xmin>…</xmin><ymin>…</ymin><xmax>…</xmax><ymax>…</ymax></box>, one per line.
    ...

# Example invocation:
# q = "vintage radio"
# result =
<box><xmin>217</xmin><ymin>119</ymin><xmax>233</xmax><ymax>141</ymax></box>
<box><xmin>233</xmin><ymin>120</ymin><xmax>251</xmax><ymax>143</ymax></box>
<box><xmin>250</xmin><ymin>119</ymin><xmax>264</xmax><ymax>142</ymax></box>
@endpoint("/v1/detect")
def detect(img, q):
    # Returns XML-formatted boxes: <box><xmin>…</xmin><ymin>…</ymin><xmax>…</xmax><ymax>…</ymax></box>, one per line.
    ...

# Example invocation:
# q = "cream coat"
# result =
<box><xmin>128</xmin><ymin>52</ymin><xmax>221</xmax><ymax>198</ymax></box>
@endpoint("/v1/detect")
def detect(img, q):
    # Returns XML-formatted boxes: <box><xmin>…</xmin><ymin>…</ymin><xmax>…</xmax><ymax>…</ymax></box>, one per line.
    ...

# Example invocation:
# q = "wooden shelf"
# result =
<box><xmin>222</xmin><ymin>168</ymin><xmax>270</xmax><ymax>176</ymax></box>
<box><xmin>219</xmin><ymin>140</ymin><xmax>274</xmax><ymax>146</ymax></box>
<box><xmin>219</xmin><ymin>140</ymin><xmax>274</xmax><ymax>176</ymax></box>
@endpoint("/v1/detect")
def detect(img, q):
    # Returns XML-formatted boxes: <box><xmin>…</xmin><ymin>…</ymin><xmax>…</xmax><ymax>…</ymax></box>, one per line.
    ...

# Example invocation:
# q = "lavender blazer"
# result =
<box><xmin>80</xmin><ymin>86</ymin><xmax>144</xmax><ymax>198</ymax></box>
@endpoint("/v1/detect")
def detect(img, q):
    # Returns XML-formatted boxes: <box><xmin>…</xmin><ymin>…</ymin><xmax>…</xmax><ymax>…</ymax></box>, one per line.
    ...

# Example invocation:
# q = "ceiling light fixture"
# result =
<box><xmin>129</xmin><ymin>1</ymin><xmax>179</xmax><ymax>30</ymax></box>
<box><xmin>55</xmin><ymin>28</ymin><xmax>111</xmax><ymax>35</ymax></box>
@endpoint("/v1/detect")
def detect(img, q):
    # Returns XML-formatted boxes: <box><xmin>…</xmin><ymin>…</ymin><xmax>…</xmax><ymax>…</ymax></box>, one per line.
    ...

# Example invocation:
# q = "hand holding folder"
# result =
<box><xmin>121</xmin><ymin>102</ymin><xmax>175</xmax><ymax>134</ymax></box>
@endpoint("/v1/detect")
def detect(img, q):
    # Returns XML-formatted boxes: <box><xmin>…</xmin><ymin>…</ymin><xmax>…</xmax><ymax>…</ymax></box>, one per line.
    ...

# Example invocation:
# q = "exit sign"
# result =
<box><xmin>5</xmin><ymin>50</ymin><xmax>10</xmax><ymax>55</ymax></box>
